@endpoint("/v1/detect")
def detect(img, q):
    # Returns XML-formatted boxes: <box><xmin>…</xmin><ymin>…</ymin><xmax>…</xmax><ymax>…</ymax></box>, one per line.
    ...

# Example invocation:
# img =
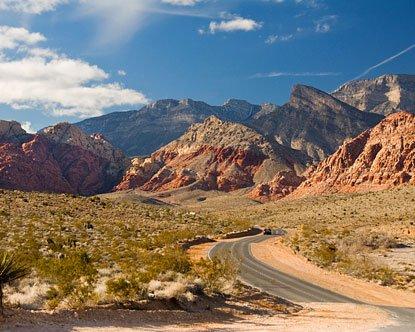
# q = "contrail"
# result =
<box><xmin>251</xmin><ymin>72</ymin><xmax>340</xmax><ymax>79</ymax></box>
<box><xmin>353</xmin><ymin>43</ymin><xmax>415</xmax><ymax>80</ymax></box>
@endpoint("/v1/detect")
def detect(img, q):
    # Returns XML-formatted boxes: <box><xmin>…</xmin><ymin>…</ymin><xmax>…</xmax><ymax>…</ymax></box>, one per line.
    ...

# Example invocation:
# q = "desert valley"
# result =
<box><xmin>1</xmin><ymin>0</ymin><xmax>415</xmax><ymax>330</ymax></box>
<box><xmin>0</xmin><ymin>73</ymin><xmax>415</xmax><ymax>331</ymax></box>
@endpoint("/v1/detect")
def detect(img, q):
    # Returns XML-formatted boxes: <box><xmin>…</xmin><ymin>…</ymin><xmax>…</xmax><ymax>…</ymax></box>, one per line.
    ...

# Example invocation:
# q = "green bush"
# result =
<box><xmin>192</xmin><ymin>255</ymin><xmax>238</xmax><ymax>294</ymax></box>
<box><xmin>106</xmin><ymin>277</ymin><xmax>147</xmax><ymax>302</ymax></box>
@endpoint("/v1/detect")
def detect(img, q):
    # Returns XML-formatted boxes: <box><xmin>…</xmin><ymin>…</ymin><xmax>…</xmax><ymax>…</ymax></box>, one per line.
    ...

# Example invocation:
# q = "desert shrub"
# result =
<box><xmin>146</xmin><ymin>248</ymin><xmax>192</xmax><ymax>279</ymax></box>
<box><xmin>192</xmin><ymin>255</ymin><xmax>238</xmax><ymax>295</ymax></box>
<box><xmin>138</xmin><ymin>230</ymin><xmax>197</xmax><ymax>250</ymax></box>
<box><xmin>337</xmin><ymin>254</ymin><xmax>397</xmax><ymax>286</ymax></box>
<box><xmin>37</xmin><ymin>250</ymin><xmax>97</xmax><ymax>308</ymax></box>
<box><xmin>312</xmin><ymin>242</ymin><xmax>337</xmax><ymax>267</ymax></box>
<box><xmin>106</xmin><ymin>277</ymin><xmax>147</xmax><ymax>302</ymax></box>
<box><xmin>362</xmin><ymin>232</ymin><xmax>399</xmax><ymax>250</ymax></box>
<box><xmin>148</xmin><ymin>274</ymin><xmax>196</xmax><ymax>301</ymax></box>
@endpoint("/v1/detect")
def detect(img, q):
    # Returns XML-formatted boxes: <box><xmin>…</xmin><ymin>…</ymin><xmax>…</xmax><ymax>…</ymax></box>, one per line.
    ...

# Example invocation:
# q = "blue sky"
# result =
<box><xmin>0</xmin><ymin>0</ymin><xmax>414</xmax><ymax>132</ymax></box>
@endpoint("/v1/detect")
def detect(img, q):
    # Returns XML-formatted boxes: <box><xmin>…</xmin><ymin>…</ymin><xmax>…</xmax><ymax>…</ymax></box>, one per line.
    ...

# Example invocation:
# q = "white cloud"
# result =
<box><xmin>0</xmin><ymin>25</ymin><xmax>148</xmax><ymax>118</ymax></box>
<box><xmin>21</xmin><ymin>121</ymin><xmax>36</xmax><ymax>133</ymax></box>
<box><xmin>203</xmin><ymin>15</ymin><xmax>262</xmax><ymax>34</ymax></box>
<box><xmin>314</xmin><ymin>15</ymin><xmax>337</xmax><ymax>33</ymax></box>
<box><xmin>0</xmin><ymin>0</ymin><xmax>68</xmax><ymax>14</ymax></box>
<box><xmin>252</xmin><ymin>71</ymin><xmax>340</xmax><ymax>78</ymax></box>
<box><xmin>0</xmin><ymin>26</ymin><xmax>46</xmax><ymax>50</ymax></box>
<box><xmin>117</xmin><ymin>69</ymin><xmax>126</xmax><ymax>76</ymax></box>
<box><xmin>265</xmin><ymin>34</ymin><xmax>293</xmax><ymax>44</ymax></box>
<box><xmin>162</xmin><ymin>0</ymin><xmax>201</xmax><ymax>6</ymax></box>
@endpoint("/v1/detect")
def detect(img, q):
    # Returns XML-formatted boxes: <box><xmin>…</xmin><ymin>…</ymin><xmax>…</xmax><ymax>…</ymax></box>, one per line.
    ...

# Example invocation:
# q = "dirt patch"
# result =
<box><xmin>251</xmin><ymin>237</ymin><xmax>415</xmax><ymax>308</ymax></box>
<box><xmin>188</xmin><ymin>242</ymin><xmax>217</xmax><ymax>261</ymax></box>
<box><xmin>0</xmin><ymin>302</ymin><xmax>393</xmax><ymax>332</ymax></box>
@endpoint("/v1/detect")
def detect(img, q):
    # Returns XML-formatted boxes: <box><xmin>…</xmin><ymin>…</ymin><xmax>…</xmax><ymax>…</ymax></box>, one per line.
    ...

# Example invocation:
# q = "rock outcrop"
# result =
<box><xmin>0</xmin><ymin>121</ymin><xmax>128</xmax><ymax>195</ymax></box>
<box><xmin>116</xmin><ymin>116</ymin><xmax>310</xmax><ymax>192</ymax></box>
<box><xmin>333</xmin><ymin>74</ymin><xmax>415</xmax><ymax>115</ymax></box>
<box><xmin>0</xmin><ymin>120</ymin><xmax>30</xmax><ymax>143</ymax></box>
<box><xmin>41</xmin><ymin>123</ymin><xmax>128</xmax><ymax>180</ymax></box>
<box><xmin>249</xmin><ymin>85</ymin><xmax>383</xmax><ymax>162</ymax></box>
<box><xmin>250</xmin><ymin>170</ymin><xmax>305</xmax><ymax>201</ymax></box>
<box><xmin>291</xmin><ymin>112</ymin><xmax>415</xmax><ymax>197</ymax></box>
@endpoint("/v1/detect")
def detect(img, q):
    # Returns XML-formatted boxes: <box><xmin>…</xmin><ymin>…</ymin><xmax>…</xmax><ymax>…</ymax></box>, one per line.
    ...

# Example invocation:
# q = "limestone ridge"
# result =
<box><xmin>249</xmin><ymin>84</ymin><xmax>383</xmax><ymax>162</ymax></box>
<box><xmin>76</xmin><ymin>98</ymin><xmax>262</xmax><ymax>156</ymax></box>
<box><xmin>333</xmin><ymin>74</ymin><xmax>415</xmax><ymax>115</ymax></box>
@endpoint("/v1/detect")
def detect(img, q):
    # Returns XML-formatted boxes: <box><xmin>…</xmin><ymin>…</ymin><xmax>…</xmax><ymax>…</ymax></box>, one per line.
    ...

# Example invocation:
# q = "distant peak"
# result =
<box><xmin>290</xmin><ymin>84</ymin><xmax>331</xmax><ymax>103</ymax></box>
<box><xmin>223</xmin><ymin>98</ymin><xmax>253</xmax><ymax>108</ymax></box>
<box><xmin>0</xmin><ymin>120</ymin><xmax>28</xmax><ymax>141</ymax></box>
<box><xmin>149</xmin><ymin>99</ymin><xmax>180</xmax><ymax>109</ymax></box>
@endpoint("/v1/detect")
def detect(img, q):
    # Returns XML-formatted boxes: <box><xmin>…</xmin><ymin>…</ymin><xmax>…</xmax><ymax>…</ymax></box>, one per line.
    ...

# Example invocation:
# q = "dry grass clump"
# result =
<box><xmin>0</xmin><ymin>189</ymin><xmax>245</xmax><ymax>310</ymax></box>
<box><xmin>288</xmin><ymin>224</ymin><xmax>404</xmax><ymax>287</ymax></box>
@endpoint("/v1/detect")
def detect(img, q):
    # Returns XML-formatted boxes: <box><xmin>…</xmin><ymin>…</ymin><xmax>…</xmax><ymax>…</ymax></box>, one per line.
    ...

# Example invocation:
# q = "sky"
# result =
<box><xmin>0</xmin><ymin>0</ymin><xmax>414</xmax><ymax>132</ymax></box>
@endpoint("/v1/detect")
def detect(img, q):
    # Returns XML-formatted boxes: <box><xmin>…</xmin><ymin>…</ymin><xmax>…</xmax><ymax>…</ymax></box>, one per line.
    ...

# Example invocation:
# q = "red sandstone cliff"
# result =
<box><xmin>0</xmin><ymin>121</ymin><xmax>128</xmax><ymax>195</ymax></box>
<box><xmin>291</xmin><ymin>111</ymin><xmax>415</xmax><ymax>197</ymax></box>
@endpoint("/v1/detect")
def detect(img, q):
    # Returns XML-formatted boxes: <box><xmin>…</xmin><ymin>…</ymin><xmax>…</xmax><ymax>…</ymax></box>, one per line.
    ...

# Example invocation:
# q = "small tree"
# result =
<box><xmin>0</xmin><ymin>253</ymin><xmax>30</xmax><ymax>315</ymax></box>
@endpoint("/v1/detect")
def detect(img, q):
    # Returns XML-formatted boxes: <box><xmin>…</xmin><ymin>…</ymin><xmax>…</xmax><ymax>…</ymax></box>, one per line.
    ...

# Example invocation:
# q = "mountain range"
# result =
<box><xmin>0</xmin><ymin>74</ymin><xmax>414</xmax><ymax>199</ymax></box>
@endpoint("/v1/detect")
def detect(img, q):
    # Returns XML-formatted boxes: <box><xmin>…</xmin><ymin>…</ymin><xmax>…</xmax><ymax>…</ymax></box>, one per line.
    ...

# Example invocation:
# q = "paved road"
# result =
<box><xmin>209</xmin><ymin>235</ymin><xmax>415</xmax><ymax>331</ymax></box>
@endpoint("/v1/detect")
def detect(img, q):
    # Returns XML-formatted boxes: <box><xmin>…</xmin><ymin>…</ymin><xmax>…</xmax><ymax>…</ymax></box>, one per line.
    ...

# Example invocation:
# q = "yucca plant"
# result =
<box><xmin>0</xmin><ymin>253</ymin><xmax>30</xmax><ymax>315</ymax></box>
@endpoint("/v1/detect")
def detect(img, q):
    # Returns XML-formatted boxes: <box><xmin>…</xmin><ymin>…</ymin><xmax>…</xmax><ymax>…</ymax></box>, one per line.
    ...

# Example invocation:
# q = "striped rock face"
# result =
<box><xmin>116</xmin><ymin>116</ymin><xmax>309</xmax><ymax>193</ymax></box>
<box><xmin>291</xmin><ymin>112</ymin><xmax>415</xmax><ymax>198</ymax></box>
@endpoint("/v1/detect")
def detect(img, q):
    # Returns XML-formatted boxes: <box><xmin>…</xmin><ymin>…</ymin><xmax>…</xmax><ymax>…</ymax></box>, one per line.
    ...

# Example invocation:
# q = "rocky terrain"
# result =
<box><xmin>116</xmin><ymin>116</ymin><xmax>309</xmax><ymax>192</ymax></box>
<box><xmin>250</xmin><ymin>85</ymin><xmax>383</xmax><ymax>162</ymax></box>
<box><xmin>76</xmin><ymin>99</ymin><xmax>261</xmax><ymax>156</ymax></box>
<box><xmin>333</xmin><ymin>74</ymin><xmax>415</xmax><ymax>115</ymax></box>
<box><xmin>292</xmin><ymin>111</ymin><xmax>415</xmax><ymax>197</ymax></box>
<box><xmin>0</xmin><ymin>121</ymin><xmax>128</xmax><ymax>195</ymax></box>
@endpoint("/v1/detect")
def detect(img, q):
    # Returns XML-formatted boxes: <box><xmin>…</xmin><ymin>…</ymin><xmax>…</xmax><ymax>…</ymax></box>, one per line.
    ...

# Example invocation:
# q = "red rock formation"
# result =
<box><xmin>0</xmin><ymin>121</ymin><xmax>128</xmax><ymax>195</ymax></box>
<box><xmin>250</xmin><ymin>170</ymin><xmax>305</xmax><ymax>201</ymax></box>
<box><xmin>116</xmin><ymin>116</ymin><xmax>309</xmax><ymax>192</ymax></box>
<box><xmin>291</xmin><ymin>112</ymin><xmax>415</xmax><ymax>197</ymax></box>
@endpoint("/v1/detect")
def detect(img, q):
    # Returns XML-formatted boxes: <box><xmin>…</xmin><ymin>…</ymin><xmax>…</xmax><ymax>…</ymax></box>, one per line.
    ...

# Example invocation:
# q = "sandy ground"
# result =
<box><xmin>1</xmin><ymin>303</ymin><xmax>393</xmax><ymax>332</ymax></box>
<box><xmin>251</xmin><ymin>237</ymin><xmax>415</xmax><ymax>308</ymax></box>
<box><xmin>188</xmin><ymin>242</ymin><xmax>216</xmax><ymax>261</ymax></box>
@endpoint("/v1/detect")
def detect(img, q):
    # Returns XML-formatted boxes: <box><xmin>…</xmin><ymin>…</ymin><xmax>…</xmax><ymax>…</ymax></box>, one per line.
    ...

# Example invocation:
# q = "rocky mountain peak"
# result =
<box><xmin>0</xmin><ymin>120</ymin><xmax>28</xmax><ymax>143</ymax></box>
<box><xmin>41</xmin><ymin>122</ymin><xmax>128</xmax><ymax>177</ymax></box>
<box><xmin>148</xmin><ymin>99</ymin><xmax>180</xmax><ymax>110</ymax></box>
<box><xmin>333</xmin><ymin>74</ymin><xmax>415</xmax><ymax>115</ymax></box>
<box><xmin>289</xmin><ymin>84</ymin><xmax>356</xmax><ymax>113</ymax></box>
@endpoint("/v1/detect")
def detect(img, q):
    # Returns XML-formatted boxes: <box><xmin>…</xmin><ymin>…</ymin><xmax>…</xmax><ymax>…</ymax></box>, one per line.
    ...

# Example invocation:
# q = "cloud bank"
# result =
<box><xmin>0</xmin><ymin>25</ymin><xmax>148</xmax><ymax>118</ymax></box>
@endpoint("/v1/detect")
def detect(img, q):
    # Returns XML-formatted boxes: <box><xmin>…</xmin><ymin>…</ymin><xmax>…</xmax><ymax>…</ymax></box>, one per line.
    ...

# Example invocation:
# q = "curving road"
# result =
<box><xmin>209</xmin><ymin>235</ymin><xmax>415</xmax><ymax>331</ymax></box>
